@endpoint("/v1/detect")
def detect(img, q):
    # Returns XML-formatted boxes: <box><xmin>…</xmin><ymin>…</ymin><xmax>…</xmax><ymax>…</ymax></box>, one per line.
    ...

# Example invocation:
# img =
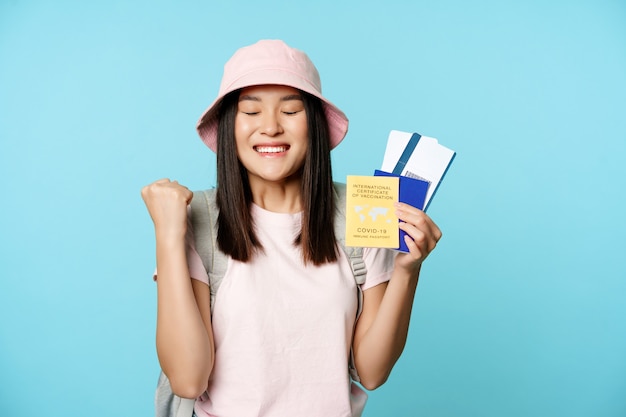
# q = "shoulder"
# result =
<box><xmin>332</xmin><ymin>182</ymin><xmax>347</xmax><ymax>196</ymax></box>
<box><xmin>191</xmin><ymin>188</ymin><xmax>217</xmax><ymax>206</ymax></box>
<box><xmin>189</xmin><ymin>189</ymin><xmax>218</xmax><ymax>218</ymax></box>
<box><xmin>187</xmin><ymin>188</ymin><xmax>219</xmax><ymax>261</ymax></box>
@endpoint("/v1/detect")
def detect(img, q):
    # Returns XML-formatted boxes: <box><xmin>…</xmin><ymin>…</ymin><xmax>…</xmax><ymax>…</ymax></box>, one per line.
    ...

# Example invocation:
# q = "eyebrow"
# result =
<box><xmin>239</xmin><ymin>94</ymin><xmax>303</xmax><ymax>102</ymax></box>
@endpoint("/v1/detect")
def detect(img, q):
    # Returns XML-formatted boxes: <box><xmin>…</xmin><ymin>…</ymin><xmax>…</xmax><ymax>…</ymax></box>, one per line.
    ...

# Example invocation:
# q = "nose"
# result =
<box><xmin>260</xmin><ymin>112</ymin><xmax>283</xmax><ymax>136</ymax></box>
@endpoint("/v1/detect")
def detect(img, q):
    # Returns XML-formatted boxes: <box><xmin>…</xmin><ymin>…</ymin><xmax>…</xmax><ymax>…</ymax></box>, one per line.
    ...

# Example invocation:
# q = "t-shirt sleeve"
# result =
<box><xmin>360</xmin><ymin>247</ymin><xmax>396</xmax><ymax>291</ymax></box>
<box><xmin>152</xmin><ymin>206</ymin><xmax>210</xmax><ymax>286</ymax></box>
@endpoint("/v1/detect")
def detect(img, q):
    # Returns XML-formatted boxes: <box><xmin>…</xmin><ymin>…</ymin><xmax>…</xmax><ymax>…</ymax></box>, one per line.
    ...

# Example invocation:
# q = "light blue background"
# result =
<box><xmin>1</xmin><ymin>1</ymin><xmax>625</xmax><ymax>416</ymax></box>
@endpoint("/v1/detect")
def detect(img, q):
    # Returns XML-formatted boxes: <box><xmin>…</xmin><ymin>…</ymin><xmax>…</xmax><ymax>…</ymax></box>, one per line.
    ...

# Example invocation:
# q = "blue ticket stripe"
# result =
<box><xmin>392</xmin><ymin>133</ymin><xmax>421</xmax><ymax>175</ymax></box>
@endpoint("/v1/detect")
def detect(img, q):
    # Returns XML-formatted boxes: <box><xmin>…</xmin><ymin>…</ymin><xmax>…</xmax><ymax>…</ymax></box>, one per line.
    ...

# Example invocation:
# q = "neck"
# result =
<box><xmin>248</xmin><ymin>177</ymin><xmax>303</xmax><ymax>213</ymax></box>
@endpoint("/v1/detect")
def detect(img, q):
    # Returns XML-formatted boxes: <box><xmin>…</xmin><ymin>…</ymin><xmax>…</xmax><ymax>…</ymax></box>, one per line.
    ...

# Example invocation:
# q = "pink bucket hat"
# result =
<box><xmin>196</xmin><ymin>39</ymin><xmax>349</xmax><ymax>153</ymax></box>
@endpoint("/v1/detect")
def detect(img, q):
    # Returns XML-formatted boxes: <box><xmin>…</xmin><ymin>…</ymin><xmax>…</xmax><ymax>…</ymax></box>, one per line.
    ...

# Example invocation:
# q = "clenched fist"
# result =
<box><xmin>141</xmin><ymin>179</ymin><xmax>193</xmax><ymax>240</ymax></box>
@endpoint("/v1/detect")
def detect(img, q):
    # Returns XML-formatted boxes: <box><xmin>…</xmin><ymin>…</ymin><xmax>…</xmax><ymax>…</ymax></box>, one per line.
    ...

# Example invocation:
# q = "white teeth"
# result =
<box><xmin>255</xmin><ymin>146</ymin><xmax>288</xmax><ymax>153</ymax></box>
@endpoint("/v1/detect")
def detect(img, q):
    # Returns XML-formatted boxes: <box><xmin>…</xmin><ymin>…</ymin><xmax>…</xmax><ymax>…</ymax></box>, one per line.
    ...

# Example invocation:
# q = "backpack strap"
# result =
<box><xmin>189</xmin><ymin>189</ymin><xmax>228</xmax><ymax>312</ymax></box>
<box><xmin>332</xmin><ymin>182</ymin><xmax>366</xmax><ymax>382</ymax></box>
<box><xmin>155</xmin><ymin>361</ymin><xmax>202</xmax><ymax>417</ymax></box>
<box><xmin>155</xmin><ymin>372</ymin><xmax>195</xmax><ymax>417</ymax></box>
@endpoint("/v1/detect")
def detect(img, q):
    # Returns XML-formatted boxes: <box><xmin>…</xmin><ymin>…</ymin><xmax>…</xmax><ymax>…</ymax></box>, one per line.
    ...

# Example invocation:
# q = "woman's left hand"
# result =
<box><xmin>394</xmin><ymin>202</ymin><xmax>442</xmax><ymax>276</ymax></box>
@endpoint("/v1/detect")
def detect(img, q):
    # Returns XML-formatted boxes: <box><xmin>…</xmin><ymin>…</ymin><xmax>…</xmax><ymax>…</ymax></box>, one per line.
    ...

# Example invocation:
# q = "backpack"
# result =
<box><xmin>155</xmin><ymin>182</ymin><xmax>367</xmax><ymax>417</ymax></box>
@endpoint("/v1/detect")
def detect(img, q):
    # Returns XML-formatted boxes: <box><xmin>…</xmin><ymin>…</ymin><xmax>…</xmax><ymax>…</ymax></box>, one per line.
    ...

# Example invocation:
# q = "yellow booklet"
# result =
<box><xmin>345</xmin><ymin>175</ymin><xmax>399</xmax><ymax>248</ymax></box>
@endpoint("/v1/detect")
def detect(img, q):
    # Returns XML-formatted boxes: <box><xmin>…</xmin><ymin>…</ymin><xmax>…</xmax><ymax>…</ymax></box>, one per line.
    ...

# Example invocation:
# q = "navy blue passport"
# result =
<box><xmin>374</xmin><ymin>170</ymin><xmax>429</xmax><ymax>253</ymax></box>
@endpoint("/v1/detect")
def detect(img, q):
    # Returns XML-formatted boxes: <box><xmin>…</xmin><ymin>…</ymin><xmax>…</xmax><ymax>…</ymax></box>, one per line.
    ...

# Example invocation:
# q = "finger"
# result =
<box><xmin>395</xmin><ymin>207</ymin><xmax>442</xmax><ymax>243</ymax></box>
<box><xmin>142</xmin><ymin>178</ymin><xmax>168</xmax><ymax>195</ymax></box>
<box><xmin>183</xmin><ymin>188</ymin><xmax>193</xmax><ymax>204</ymax></box>
<box><xmin>165</xmin><ymin>181</ymin><xmax>193</xmax><ymax>203</ymax></box>
<box><xmin>399</xmin><ymin>221</ymin><xmax>438</xmax><ymax>254</ymax></box>
<box><xmin>394</xmin><ymin>201</ymin><xmax>424</xmax><ymax>215</ymax></box>
<box><xmin>402</xmin><ymin>233</ymin><xmax>424</xmax><ymax>260</ymax></box>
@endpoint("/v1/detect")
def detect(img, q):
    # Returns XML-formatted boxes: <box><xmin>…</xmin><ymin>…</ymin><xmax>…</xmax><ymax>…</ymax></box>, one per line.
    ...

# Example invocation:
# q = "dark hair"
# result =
<box><xmin>215</xmin><ymin>88</ymin><xmax>338</xmax><ymax>265</ymax></box>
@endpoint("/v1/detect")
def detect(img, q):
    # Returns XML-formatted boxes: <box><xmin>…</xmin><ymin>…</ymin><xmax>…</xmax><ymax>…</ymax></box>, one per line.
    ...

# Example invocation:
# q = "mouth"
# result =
<box><xmin>254</xmin><ymin>145</ymin><xmax>290</xmax><ymax>154</ymax></box>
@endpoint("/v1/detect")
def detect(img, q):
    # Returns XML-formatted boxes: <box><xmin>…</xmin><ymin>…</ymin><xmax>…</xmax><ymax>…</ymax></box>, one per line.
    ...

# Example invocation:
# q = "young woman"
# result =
<box><xmin>142</xmin><ymin>39</ymin><xmax>442</xmax><ymax>417</ymax></box>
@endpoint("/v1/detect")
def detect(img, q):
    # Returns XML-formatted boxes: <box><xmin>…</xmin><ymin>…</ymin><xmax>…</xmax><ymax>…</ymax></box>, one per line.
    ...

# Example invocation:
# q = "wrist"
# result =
<box><xmin>155</xmin><ymin>226</ymin><xmax>187</xmax><ymax>247</ymax></box>
<box><xmin>394</xmin><ymin>258</ymin><xmax>422</xmax><ymax>283</ymax></box>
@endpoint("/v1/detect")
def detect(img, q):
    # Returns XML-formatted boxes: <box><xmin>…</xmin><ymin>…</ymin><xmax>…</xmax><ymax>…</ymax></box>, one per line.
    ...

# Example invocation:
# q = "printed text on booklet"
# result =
<box><xmin>345</xmin><ymin>175</ymin><xmax>399</xmax><ymax>248</ymax></box>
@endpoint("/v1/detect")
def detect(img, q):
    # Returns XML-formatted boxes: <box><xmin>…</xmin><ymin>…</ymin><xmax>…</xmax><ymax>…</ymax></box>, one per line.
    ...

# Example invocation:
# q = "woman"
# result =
<box><xmin>142</xmin><ymin>39</ymin><xmax>441</xmax><ymax>417</ymax></box>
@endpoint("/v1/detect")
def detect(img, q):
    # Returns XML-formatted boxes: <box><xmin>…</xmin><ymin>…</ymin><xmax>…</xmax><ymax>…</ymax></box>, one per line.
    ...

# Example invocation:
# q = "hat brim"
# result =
<box><xmin>196</xmin><ymin>69</ymin><xmax>348</xmax><ymax>153</ymax></box>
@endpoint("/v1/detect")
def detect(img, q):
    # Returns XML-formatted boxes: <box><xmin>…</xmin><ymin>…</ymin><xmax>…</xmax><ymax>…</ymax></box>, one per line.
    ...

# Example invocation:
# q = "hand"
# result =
<box><xmin>394</xmin><ymin>202</ymin><xmax>442</xmax><ymax>276</ymax></box>
<box><xmin>141</xmin><ymin>179</ymin><xmax>193</xmax><ymax>239</ymax></box>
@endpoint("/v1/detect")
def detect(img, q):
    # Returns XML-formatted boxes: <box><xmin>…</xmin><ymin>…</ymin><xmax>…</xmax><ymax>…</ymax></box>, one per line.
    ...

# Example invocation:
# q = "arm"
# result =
<box><xmin>142</xmin><ymin>179</ymin><xmax>215</xmax><ymax>398</ymax></box>
<box><xmin>352</xmin><ymin>202</ymin><xmax>441</xmax><ymax>390</ymax></box>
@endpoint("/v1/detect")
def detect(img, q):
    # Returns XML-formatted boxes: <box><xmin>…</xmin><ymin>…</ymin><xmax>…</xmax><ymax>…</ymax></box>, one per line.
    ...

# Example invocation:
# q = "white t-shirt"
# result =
<box><xmin>185</xmin><ymin>204</ymin><xmax>395</xmax><ymax>417</ymax></box>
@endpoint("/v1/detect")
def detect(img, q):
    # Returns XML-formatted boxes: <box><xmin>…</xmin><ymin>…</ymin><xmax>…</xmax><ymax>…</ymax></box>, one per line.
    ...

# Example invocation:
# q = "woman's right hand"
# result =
<box><xmin>141</xmin><ymin>178</ymin><xmax>193</xmax><ymax>239</ymax></box>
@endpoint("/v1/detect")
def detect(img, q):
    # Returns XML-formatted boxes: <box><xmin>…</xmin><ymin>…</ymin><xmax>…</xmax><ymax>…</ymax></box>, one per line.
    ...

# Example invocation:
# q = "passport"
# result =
<box><xmin>345</xmin><ymin>175</ymin><xmax>400</xmax><ymax>248</ymax></box>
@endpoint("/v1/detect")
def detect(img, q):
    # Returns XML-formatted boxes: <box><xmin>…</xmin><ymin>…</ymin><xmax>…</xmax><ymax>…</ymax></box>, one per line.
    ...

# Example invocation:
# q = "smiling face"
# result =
<box><xmin>234</xmin><ymin>85</ymin><xmax>309</xmax><ymax>188</ymax></box>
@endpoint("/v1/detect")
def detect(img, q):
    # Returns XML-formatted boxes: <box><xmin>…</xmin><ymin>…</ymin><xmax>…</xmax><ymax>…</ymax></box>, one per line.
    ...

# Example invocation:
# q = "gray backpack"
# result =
<box><xmin>155</xmin><ymin>182</ymin><xmax>367</xmax><ymax>417</ymax></box>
